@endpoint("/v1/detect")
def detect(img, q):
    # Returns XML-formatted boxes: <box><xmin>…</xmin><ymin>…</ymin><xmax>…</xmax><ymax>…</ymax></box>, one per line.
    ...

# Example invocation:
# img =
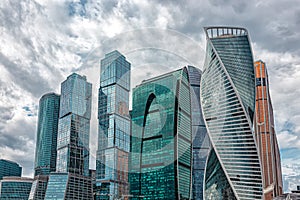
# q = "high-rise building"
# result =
<box><xmin>0</xmin><ymin>177</ymin><xmax>33</xmax><ymax>200</ymax></box>
<box><xmin>254</xmin><ymin>60</ymin><xmax>283</xmax><ymax>199</ymax></box>
<box><xmin>31</xmin><ymin>93</ymin><xmax>60</xmax><ymax>200</ymax></box>
<box><xmin>0</xmin><ymin>159</ymin><xmax>22</xmax><ymax>180</ymax></box>
<box><xmin>45</xmin><ymin>73</ymin><xmax>93</xmax><ymax>200</ymax></box>
<box><xmin>34</xmin><ymin>93</ymin><xmax>60</xmax><ymax>176</ymax></box>
<box><xmin>129</xmin><ymin>67</ymin><xmax>193</xmax><ymax>199</ymax></box>
<box><xmin>187</xmin><ymin>66</ymin><xmax>210</xmax><ymax>200</ymax></box>
<box><xmin>56</xmin><ymin>73</ymin><xmax>92</xmax><ymax>176</ymax></box>
<box><xmin>96</xmin><ymin>50</ymin><xmax>131</xmax><ymax>200</ymax></box>
<box><xmin>200</xmin><ymin>26</ymin><xmax>263</xmax><ymax>199</ymax></box>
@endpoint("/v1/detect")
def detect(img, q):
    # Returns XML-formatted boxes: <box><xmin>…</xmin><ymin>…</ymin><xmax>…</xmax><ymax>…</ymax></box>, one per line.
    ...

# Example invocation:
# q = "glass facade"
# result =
<box><xmin>96</xmin><ymin>50</ymin><xmax>131</xmax><ymax>199</ymax></box>
<box><xmin>44</xmin><ymin>73</ymin><xmax>93</xmax><ymax>200</ymax></box>
<box><xmin>129</xmin><ymin>67</ymin><xmax>192</xmax><ymax>199</ymax></box>
<box><xmin>0</xmin><ymin>159</ymin><xmax>22</xmax><ymax>180</ymax></box>
<box><xmin>201</xmin><ymin>27</ymin><xmax>263</xmax><ymax>199</ymax></box>
<box><xmin>254</xmin><ymin>60</ymin><xmax>283</xmax><ymax>199</ymax></box>
<box><xmin>34</xmin><ymin>93</ymin><xmax>60</xmax><ymax>176</ymax></box>
<box><xmin>187</xmin><ymin>66</ymin><xmax>210</xmax><ymax>200</ymax></box>
<box><xmin>56</xmin><ymin>73</ymin><xmax>92</xmax><ymax>176</ymax></box>
<box><xmin>0</xmin><ymin>177</ymin><xmax>33</xmax><ymax>200</ymax></box>
<box><xmin>44</xmin><ymin>172</ymin><xmax>93</xmax><ymax>200</ymax></box>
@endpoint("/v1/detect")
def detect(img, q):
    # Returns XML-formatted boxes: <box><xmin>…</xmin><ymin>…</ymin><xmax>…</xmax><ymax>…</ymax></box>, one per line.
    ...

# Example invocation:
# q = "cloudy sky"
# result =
<box><xmin>0</xmin><ymin>0</ymin><xmax>299</xmax><ymax>192</ymax></box>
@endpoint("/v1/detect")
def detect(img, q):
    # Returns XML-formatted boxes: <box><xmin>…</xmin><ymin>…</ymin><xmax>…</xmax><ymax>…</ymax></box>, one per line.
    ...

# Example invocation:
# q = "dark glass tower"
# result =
<box><xmin>201</xmin><ymin>27</ymin><xmax>263</xmax><ymax>199</ymax></box>
<box><xmin>34</xmin><ymin>93</ymin><xmax>60</xmax><ymax>176</ymax></box>
<box><xmin>187</xmin><ymin>66</ymin><xmax>210</xmax><ymax>200</ymax></box>
<box><xmin>129</xmin><ymin>67</ymin><xmax>192</xmax><ymax>199</ymax></box>
<box><xmin>0</xmin><ymin>159</ymin><xmax>22</xmax><ymax>180</ymax></box>
<box><xmin>96</xmin><ymin>50</ymin><xmax>131</xmax><ymax>199</ymax></box>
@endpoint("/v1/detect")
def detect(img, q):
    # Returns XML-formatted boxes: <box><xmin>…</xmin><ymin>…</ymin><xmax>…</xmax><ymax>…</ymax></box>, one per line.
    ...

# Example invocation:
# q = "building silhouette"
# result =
<box><xmin>96</xmin><ymin>50</ymin><xmax>131</xmax><ymax>199</ymax></box>
<box><xmin>129</xmin><ymin>67</ymin><xmax>193</xmax><ymax>199</ymax></box>
<box><xmin>254</xmin><ymin>60</ymin><xmax>283</xmax><ymax>199</ymax></box>
<box><xmin>200</xmin><ymin>26</ymin><xmax>263</xmax><ymax>199</ymax></box>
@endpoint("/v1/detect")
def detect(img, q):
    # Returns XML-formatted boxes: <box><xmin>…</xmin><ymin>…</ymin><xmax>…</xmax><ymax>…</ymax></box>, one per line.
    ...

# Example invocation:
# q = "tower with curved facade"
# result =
<box><xmin>129</xmin><ymin>67</ymin><xmax>193</xmax><ymax>199</ymax></box>
<box><xmin>34</xmin><ymin>93</ymin><xmax>60</xmax><ymax>176</ymax></box>
<box><xmin>200</xmin><ymin>27</ymin><xmax>263</xmax><ymax>199</ymax></box>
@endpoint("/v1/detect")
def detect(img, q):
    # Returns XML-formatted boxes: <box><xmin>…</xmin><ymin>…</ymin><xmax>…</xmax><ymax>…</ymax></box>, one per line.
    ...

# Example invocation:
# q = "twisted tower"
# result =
<box><xmin>200</xmin><ymin>27</ymin><xmax>263</xmax><ymax>199</ymax></box>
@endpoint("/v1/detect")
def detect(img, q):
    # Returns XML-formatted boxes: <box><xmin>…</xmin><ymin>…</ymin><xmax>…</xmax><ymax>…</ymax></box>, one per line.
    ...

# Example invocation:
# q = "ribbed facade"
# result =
<box><xmin>96</xmin><ymin>50</ymin><xmax>131</xmax><ymax>200</ymax></box>
<box><xmin>129</xmin><ymin>67</ymin><xmax>192</xmax><ymax>199</ymax></box>
<box><xmin>0</xmin><ymin>159</ymin><xmax>22</xmax><ymax>180</ymax></box>
<box><xmin>254</xmin><ymin>60</ymin><xmax>283</xmax><ymax>199</ymax></box>
<box><xmin>34</xmin><ymin>93</ymin><xmax>60</xmax><ymax>176</ymax></box>
<box><xmin>201</xmin><ymin>27</ymin><xmax>263</xmax><ymax>199</ymax></box>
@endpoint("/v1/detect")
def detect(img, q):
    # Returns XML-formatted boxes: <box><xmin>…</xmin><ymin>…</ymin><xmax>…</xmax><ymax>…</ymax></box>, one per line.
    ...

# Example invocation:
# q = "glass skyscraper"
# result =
<box><xmin>45</xmin><ymin>73</ymin><xmax>93</xmax><ymax>200</ymax></box>
<box><xmin>0</xmin><ymin>177</ymin><xmax>33</xmax><ymax>200</ymax></box>
<box><xmin>0</xmin><ymin>159</ymin><xmax>22</xmax><ymax>180</ymax></box>
<box><xmin>129</xmin><ymin>67</ymin><xmax>192</xmax><ymax>199</ymax></box>
<box><xmin>96</xmin><ymin>50</ymin><xmax>131</xmax><ymax>200</ymax></box>
<box><xmin>187</xmin><ymin>66</ymin><xmax>210</xmax><ymax>200</ymax></box>
<box><xmin>200</xmin><ymin>27</ymin><xmax>263</xmax><ymax>199</ymax></box>
<box><xmin>56</xmin><ymin>73</ymin><xmax>92</xmax><ymax>176</ymax></box>
<box><xmin>254</xmin><ymin>60</ymin><xmax>283</xmax><ymax>199</ymax></box>
<box><xmin>34</xmin><ymin>93</ymin><xmax>60</xmax><ymax>176</ymax></box>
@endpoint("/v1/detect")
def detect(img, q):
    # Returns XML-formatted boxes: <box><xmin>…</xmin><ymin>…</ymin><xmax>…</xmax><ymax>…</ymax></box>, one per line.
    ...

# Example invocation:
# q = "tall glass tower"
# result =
<box><xmin>200</xmin><ymin>27</ymin><xmax>263</xmax><ymax>199</ymax></box>
<box><xmin>45</xmin><ymin>73</ymin><xmax>93</xmax><ymax>200</ymax></box>
<box><xmin>254</xmin><ymin>60</ymin><xmax>283</xmax><ymax>199</ymax></box>
<box><xmin>96</xmin><ymin>50</ymin><xmax>131</xmax><ymax>199</ymax></box>
<box><xmin>34</xmin><ymin>93</ymin><xmax>60</xmax><ymax>176</ymax></box>
<box><xmin>129</xmin><ymin>67</ymin><xmax>192</xmax><ymax>199</ymax></box>
<box><xmin>56</xmin><ymin>73</ymin><xmax>92</xmax><ymax>176</ymax></box>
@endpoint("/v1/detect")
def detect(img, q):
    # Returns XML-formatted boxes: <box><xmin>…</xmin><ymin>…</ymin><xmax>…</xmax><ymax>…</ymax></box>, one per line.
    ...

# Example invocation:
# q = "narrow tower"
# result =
<box><xmin>34</xmin><ymin>93</ymin><xmax>60</xmax><ymax>176</ymax></box>
<box><xmin>96</xmin><ymin>50</ymin><xmax>131</xmax><ymax>199</ymax></box>
<box><xmin>254</xmin><ymin>60</ymin><xmax>283</xmax><ymax>199</ymax></box>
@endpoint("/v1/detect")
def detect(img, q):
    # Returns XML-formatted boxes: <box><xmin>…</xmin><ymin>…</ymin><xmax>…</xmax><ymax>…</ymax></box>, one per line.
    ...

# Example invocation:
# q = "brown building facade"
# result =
<box><xmin>254</xmin><ymin>60</ymin><xmax>283</xmax><ymax>199</ymax></box>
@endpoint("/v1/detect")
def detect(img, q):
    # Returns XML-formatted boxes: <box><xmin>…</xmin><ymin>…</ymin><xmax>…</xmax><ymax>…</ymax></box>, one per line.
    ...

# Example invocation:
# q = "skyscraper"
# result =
<box><xmin>254</xmin><ymin>60</ymin><xmax>283</xmax><ymax>199</ymax></box>
<box><xmin>56</xmin><ymin>73</ymin><xmax>92</xmax><ymax>176</ymax></box>
<box><xmin>45</xmin><ymin>73</ymin><xmax>93</xmax><ymax>200</ymax></box>
<box><xmin>96</xmin><ymin>50</ymin><xmax>131</xmax><ymax>199</ymax></box>
<box><xmin>129</xmin><ymin>67</ymin><xmax>193</xmax><ymax>199</ymax></box>
<box><xmin>187</xmin><ymin>66</ymin><xmax>210</xmax><ymax>200</ymax></box>
<box><xmin>34</xmin><ymin>93</ymin><xmax>60</xmax><ymax>176</ymax></box>
<box><xmin>0</xmin><ymin>177</ymin><xmax>33</xmax><ymax>200</ymax></box>
<box><xmin>200</xmin><ymin>26</ymin><xmax>263</xmax><ymax>199</ymax></box>
<box><xmin>0</xmin><ymin>159</ymin><xmax>22</xmax><ymax>180</ymax></box>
